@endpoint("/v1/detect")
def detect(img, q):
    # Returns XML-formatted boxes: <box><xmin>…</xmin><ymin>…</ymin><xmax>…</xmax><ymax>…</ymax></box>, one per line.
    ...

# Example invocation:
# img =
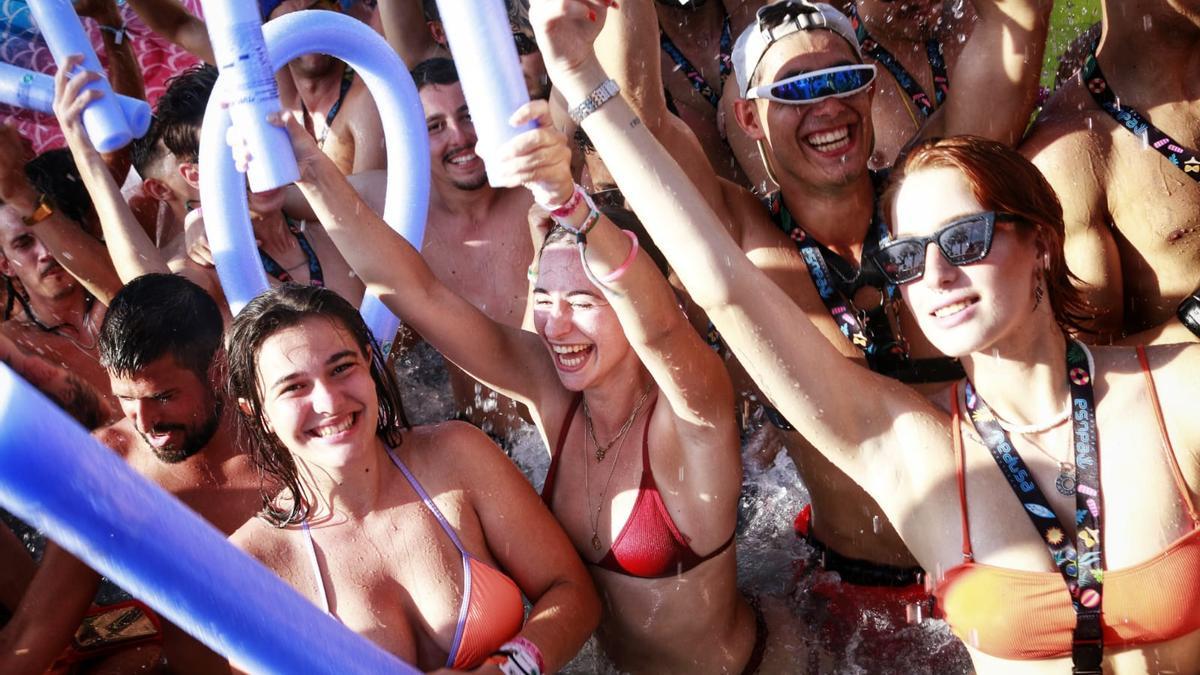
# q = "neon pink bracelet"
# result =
<box><xmin>600</xmin><ymin>230</ymin><xmax>640</xmax><ymax>284</ymax></box>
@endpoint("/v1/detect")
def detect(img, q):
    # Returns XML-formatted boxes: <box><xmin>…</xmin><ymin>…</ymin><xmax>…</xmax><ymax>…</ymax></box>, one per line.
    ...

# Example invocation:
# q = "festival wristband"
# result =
<box><xmin>494</xmin><ymin>637</ymin><xmax>544</xmax><ymax>675</ymax></box>
<box><xmin>547</xmin><ymin>184</ymin><xmax>584</xmax><ymax>218</ymax></box>
<box><xmin>599</xmin><ymin>229</ymin><xmax>640</xmax><ymax>284</ymax></box>
<box><xmin>98</xmin><ymin>24</ymin><xmax>128</xmax><ymax>45</ymax></box>
<box><xmin>551</xmin><ymin>188</ymin><xmax>599</xmax><ymax>237</ymax></box>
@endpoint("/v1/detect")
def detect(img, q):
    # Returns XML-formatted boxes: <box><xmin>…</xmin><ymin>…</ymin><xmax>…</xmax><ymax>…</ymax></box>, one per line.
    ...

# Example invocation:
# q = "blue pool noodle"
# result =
<box><xmin>26</xmin><ymin>0</ymin><xmax>134</xmax><ymax>152</ymax></box>
<box><xmin>0</xmin><ymin>364</ymin><xmax>419</xmax><ymax>674</ymax></box>
<box><xmin>199</xmin><ymin>0</ymin><xmax>299</xmax><ymax>192</ymax></box>
<box><xmin>0</xmin><ymin>61</ymin><xmax>151</xmax><ymax>138</ymax></box>
<box><xmin>200</xmin><ymin>9</ymin><xmax>429</xmax><ymax>344</ymax></box>
<box><xmin>435</xmin><ymin>0</ymin><xmax>535</xmax><ymax>186</ymax></box>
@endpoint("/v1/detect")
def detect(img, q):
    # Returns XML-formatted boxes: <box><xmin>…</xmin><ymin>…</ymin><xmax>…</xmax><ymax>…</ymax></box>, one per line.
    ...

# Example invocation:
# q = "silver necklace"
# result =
<box><xmin>582</xmin><ymin>385</ymin><xmax>653</xmax><ymax>462</ymax></box>
<box><xmin>582</xmin><ymin>416</ymin><xmax>633</xmax><ymax>551</ymax></box>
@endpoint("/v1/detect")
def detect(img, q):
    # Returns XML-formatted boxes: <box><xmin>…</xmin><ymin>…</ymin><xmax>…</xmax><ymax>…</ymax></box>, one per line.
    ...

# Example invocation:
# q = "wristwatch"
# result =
<box><xmin>22</xmin><ymin>194</ymin><xmax>54</xmax><ymax>227</ymax></box>
<box><xmin>569</xmin><ymin>79</ymin><xmax>620</xmax><ymax>124</ymax></box>
<box><xmin>1178</xmin><ymin>290</ymin><xmax>1200</xmax><ymax>338</ymax></box>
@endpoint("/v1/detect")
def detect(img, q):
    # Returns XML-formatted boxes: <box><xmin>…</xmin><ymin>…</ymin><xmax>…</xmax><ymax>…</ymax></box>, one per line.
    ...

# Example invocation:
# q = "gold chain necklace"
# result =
<box><xmin>582</xmin><ymin>413</ymin><xmax>634</xmax><ymax>551</ymax></box>
<box><xmin>582</xmin><ymin>385</ymin><xmax>653</xmax><ymax>463</ymax></box>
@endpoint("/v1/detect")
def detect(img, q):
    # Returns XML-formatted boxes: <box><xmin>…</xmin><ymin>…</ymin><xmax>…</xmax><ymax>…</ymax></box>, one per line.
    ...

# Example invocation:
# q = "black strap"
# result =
<box><xmin>659</xmin><ymin>15</ymin><xmax>733</xmax><ymax>109</ymax></box>
<box><xmin>1082</xmin><ymin>50</ymin><xmax>1199</xmax><ymax>183</ymax></box>
<box><xmin>963</xmin><ymin>340</ymin><xmax>1104</xmax><ymax>673</ymax></box>
<box><xmin>258</xmin><ymin>217</ymin><xmax>325</xmax><ymax>287</ymax></box>
<box><xmin>301</xmin><ymin>66</ymin><xmax>355</xmax><ymax>148</ymax></box>
<box><xmin>849</xmin><ymin>4</ymin><xmax>948</xmax><ymax>118</ymax></box>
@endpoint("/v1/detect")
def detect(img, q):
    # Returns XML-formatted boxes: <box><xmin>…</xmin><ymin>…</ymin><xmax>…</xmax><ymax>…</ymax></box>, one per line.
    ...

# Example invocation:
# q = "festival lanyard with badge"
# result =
<box><xmin>847</xmin><ymin>3</ymin><xmax>948</xmax><ymax>119</ymax></box>
<box><xmin>660</xmin><ymin>16</ymin><xmax>732</xmax><ymax>109</ymax></box>
<box><xmin>1081</xmin><ymin>50</ymin><xmax>1200</xmax><ymax>183</ymax></box>
<box><xmin>964</xmin><ymin>340</ymin><xmax>1105</xmax><ymax>674</ymax></box>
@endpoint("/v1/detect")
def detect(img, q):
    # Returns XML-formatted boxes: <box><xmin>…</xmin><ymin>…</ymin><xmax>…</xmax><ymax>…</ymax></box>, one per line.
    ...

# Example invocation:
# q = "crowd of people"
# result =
<box><xmin>0</xmin><ymin>0</ymin><xmax>1198</xmax><ymax>673</ymax></box>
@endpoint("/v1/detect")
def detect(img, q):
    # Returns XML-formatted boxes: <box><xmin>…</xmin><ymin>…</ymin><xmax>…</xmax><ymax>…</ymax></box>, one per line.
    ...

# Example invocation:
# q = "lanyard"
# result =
<box><xmin>963</xmin><ymin>339</ymin><xmax>1104</xmax><ymax>674</ymax></box>
<box><xmin>302</xmin><ymin>66</ymin><xmax>355</xmax><ymax>148</ymax></box>
<box><xmin>259</xmin><ymin>217</ymin><xmax>325</xmax><ymax>288</ymax></box>
<box><xmin>659</xmin><ymin>16</ymin><xmax>732</xmax><ymax>109</ymax></box>
<box><xmin>848</xmin><ymin>3</ymin><xmax>948</xmax><ymax>118</ymax></box>
<box><xmin>1081</xmin><ymin>51</ymin><xmax>1200</xmax><ymax>183</ymax></box>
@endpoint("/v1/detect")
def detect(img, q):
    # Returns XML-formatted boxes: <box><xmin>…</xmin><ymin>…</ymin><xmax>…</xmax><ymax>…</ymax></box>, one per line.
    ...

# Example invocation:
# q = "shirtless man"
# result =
<box><xmin>1022</xmin><ymin>0</ymin><xmax>1200</xmax><ymax>344</ymax></box>
<box><xmin>579</xmin><ymin>0</ymin><xmax>1047</xmax><ymax>655</ymax></box>
<box><xmin>117</xmin><ymin>65</ymin><xmax>363</xmax><ymax>307</ymax></box>
<box><xmin>122</xmin><ymin>0</ymin><xmax>385</xmax><ymax>174</ymax></box>
<box><xmin>0</xmin><ymin>274</ymin><xmax>260</xmax><ymax>675</ymax></box>
<box><xmin>407</xmin><ymin>58</ymin><xmax>537</xmax><ymax>440</ymax></box>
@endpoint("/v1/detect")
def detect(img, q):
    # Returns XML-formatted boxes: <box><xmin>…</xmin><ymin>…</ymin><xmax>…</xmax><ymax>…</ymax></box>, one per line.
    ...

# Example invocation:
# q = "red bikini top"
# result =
<box><xmin>541</xmin><ymin>394</ymin><xmax>733</xmax><ymax>578</ymax></box>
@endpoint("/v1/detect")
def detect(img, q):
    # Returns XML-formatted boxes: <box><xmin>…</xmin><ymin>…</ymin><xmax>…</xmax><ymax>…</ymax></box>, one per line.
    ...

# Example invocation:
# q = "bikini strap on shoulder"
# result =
<box><xmin>1136</xmin><ymin>347</ymin><xmax>1200</xmax><ymax>526</ymax></box>
<box><xmin>950</xmin><ymin>382</ymin><xmax>974</xmax><ymax>562</ymax></box>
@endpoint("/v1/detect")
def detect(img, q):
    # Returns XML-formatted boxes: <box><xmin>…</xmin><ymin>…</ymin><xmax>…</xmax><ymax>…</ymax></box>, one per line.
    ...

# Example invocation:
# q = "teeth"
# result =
<box><xmin>448</xmin><ymin>152</ymin><xmax>478</xmax><ymax>165</ymax></box>
<box><xmin>934</xmin><ymin>300</ymin><xmax>973</xmax><ymax>318</ymax></box>
<box><xmin>807</xmin><ymin>126</ymin><xmax>851</xmax><ymax>152</ymax></box>
<box><xmin>551</xmin><ymin>344</ymin><xmax>589</xmax><ymax>354</ymax></box>
<box><xmin>313</xmin><ymin>415</ymin><xmax>354</xmax><ymax>438</ymax></box>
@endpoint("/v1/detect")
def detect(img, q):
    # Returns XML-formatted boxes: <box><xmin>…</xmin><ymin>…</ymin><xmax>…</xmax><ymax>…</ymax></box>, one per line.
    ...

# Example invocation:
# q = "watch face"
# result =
<box><xmin>1183</xmin><ymin>300</ymin><xmax>1200</xmax><ymax>328</ymax></box>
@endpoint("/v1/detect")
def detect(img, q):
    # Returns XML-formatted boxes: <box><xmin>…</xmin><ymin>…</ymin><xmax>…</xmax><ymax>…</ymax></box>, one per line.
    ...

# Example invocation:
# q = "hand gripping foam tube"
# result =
<box><xmin>199</xmin><ymin>0</ymin><xmax>299</xmax><ymax>192</ymax></box>
<box><xmin>434</xmin><ymin>0</ymin><xmax>534</xmax><ymax>186</ymax></box>
<box><xmin>0</xmin><ymin>62</ymin><xmax>152</xmax><ymax>138</ymax></box>
<box><xmin>202</xmin><ymin>9</ymin><xmax>429</xmax><ymax>341</ymax></box>
<box><xmin>0</xmin><ymin>365</ymin><xmax>420</xmax><ymax>675</ymax></box>
<box><xmin>26</xmin><ymin>0</ymin><xmax>133</xmax><ymax>152</ymax></box>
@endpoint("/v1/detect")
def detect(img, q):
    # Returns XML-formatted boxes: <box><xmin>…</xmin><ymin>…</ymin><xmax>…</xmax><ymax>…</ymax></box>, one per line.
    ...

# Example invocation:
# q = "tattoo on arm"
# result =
<box><xmin>629</xmin><ymin>117</ymin><xmax>643</xmax><ymax>130</ymax></box>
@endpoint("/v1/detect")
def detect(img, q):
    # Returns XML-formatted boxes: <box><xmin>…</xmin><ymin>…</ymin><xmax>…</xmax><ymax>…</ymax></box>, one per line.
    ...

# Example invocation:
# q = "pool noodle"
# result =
<box><xmin>201</xmin><ymin>9</ymin><xmax>429</xmax><ymax>343</ymax></box>
<box><xmin>434</xmin><ymin>0</ymin><xmax>535</xmax><ymax>187</ymax></box>
<box><xmin>25</xmin><ymin>0</ymin><xmax>133</xmax><ymax>152</ymax></box>
<box><xmin>0</xmin><ymin>61</ymin><xmax>151</xmax><ymax>137</ymax></box>
<box><xmin>199</xmin><ymin>0</ymin><xmax>298</xmax><ymax>192</ymax></box>
<box><xmin>0</xmin><ymin>364</ymin><xmax>419</xmax><ymax>674</ymax></box>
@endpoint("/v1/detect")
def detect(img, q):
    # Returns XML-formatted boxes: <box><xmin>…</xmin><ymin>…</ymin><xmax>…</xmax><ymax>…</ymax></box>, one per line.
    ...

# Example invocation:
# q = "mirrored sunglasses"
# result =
<box><xmin>872</xmin><ymin>211</ymin><xmax>1015</xmax><ymax>285</ymax></box>
<box><xmin>747</xmin><ymin>64</ymin><xmax>876</xmax><ymax>104</ymax></box>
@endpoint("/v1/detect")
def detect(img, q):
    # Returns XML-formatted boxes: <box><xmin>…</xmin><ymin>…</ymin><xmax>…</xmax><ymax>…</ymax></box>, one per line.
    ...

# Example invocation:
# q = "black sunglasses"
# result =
<box><xmin>872</xmin><ymin>211</ymin><xmax>1017</xmax><ymax>285</ymax></box>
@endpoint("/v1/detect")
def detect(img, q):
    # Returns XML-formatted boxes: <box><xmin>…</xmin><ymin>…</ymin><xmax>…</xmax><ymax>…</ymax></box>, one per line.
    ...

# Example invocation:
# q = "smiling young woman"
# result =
<box><xmin>223</xmin><ymin>284</ymin><xmax>599</xmax><ymax>674</ymax></box>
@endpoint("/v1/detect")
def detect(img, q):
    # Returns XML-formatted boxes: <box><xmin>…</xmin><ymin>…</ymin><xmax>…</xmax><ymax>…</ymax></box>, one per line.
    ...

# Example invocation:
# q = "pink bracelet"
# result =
<box><xmin>600</xmin><ymin>229</ymin><xmax>640</xmax><ymax>284</ymax></box>
<box><xmin>497</xmin><ymin>636</ymin><xmax>544</xmax><ymax>675</ymax></box>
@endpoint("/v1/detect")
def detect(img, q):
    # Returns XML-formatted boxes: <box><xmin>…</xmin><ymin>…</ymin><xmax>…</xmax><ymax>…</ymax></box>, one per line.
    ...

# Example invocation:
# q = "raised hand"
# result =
<box><xmin>528</xmin><ymin>0</ymin><xmax>615</xmax><ymax>80</ymax></box>
<box><xmin>487</xmin><ymin>100</ymin><xmax>575</xmax><ymax>211</ymax></box>
<box><xmin>52</xmin><ymin>54</ymin><xmax>105</xmax><ymax>160</ymax></box>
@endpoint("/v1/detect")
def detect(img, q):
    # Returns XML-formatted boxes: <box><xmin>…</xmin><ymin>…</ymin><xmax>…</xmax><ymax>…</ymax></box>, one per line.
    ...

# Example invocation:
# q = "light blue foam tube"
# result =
<box><xmin>201</xmin><ymin>10</ymin><xmax>429</xmax><ymax>338</ymax></box>
<box><xmin>200</xmin><ymin>0</ymin><xmax>299</xmax><ymax>192</ymax></box>
<box><xmin>0</xmin><ymin>365</ymin><xmax>420</xmax><ymax>675</ymax></box>
<box><xmin>435</xmin><ymin>0</ymin><xmax>534</xmax><ymax>187</ymax></box>
<box><xmin>26</xmin><ymin>0</ymin><xmax>133</xmax><ymax>152</ymax></box>
<box><xmin>0</xmin><ymin>62</ymin><xmax>152</xmax><ymax>138</ymax></box>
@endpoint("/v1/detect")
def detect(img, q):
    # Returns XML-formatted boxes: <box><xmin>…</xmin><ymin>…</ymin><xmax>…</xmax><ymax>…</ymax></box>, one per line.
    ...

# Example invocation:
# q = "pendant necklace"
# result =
<box><xmin>582</xmin><ymin>385</ymin><xmax>653</xmax><ymax>462</ymax></box>
<box><xmin>582</xmin><ymin>416</ymin><xmax>634</xmax><ymax>551</ymax></box>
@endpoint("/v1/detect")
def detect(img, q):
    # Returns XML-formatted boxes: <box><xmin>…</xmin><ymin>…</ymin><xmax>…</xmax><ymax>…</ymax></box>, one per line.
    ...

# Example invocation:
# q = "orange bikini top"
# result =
<box><xmin>934</xmin><ymin>349</ymin><xmax>1200</xmax><ymax>660</ymax></box>
<box><xmin>301</xmin><ymin>447</ymin><xmax>525</xmax><ymax>670</ymax></box>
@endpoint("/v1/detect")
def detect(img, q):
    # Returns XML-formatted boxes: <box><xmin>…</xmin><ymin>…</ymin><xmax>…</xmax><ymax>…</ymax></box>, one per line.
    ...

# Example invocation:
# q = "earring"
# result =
<box><xmin>1033</xmin><ymin>278</ymin><xmax>1045</xmax><ymax>310</ymax></box>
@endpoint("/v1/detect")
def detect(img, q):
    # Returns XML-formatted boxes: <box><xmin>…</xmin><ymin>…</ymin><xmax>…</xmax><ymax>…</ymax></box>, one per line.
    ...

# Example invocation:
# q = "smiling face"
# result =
<box><xmin>0</xmin><ymin>206</ymin><xmax>78</xmax><ymax>303</ymax></box>
<box><xmin>891</xmin><ymin>166</ymin><xmax>1040</xmax><ymax>357</ymax></box>
<box><xmin>110</xmin><ymin>355</ymin><xmax>220</xmax><ymax>463</ymax></box>
<box><xmin>737</xmin><ymin>30</ymin><xmax>875</xmax><ymax>191</ymax></box>
<box><xmin>532</xmin><ymin>245</ymin><xmax>635</xmax><ymax>391</ymax></box>
<box><xmin>254</xmin><ymin>316</ymin><xmax>379</xmax><ymax>467</ymax></box>
<box><xmin>420</xmin><ymin>82</ymin><xmax>487</xmax><ymax>192</ymax></box>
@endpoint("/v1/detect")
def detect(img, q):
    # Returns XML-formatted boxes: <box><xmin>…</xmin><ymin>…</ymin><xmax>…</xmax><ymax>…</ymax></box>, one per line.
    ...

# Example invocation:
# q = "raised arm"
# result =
<box><xmin>123</xmin><ymin>0</ymin><xmax>215</xmax><ymax>64</ymax></box>
<box><xmin>377</xmin><ymin>0</ymin><xmax>443</xmax><ymax>69</ymax></box>
<box><xmin>273</xmin><ymin>116</ymin><xmax>559</xmax><ymax>409</ymax></box>
<box><xmin>0</xmin><ymin>126</ymin><xmax>121</xmax><ymax>305</ymax></box>
<box><xmin>593</xmin><ymin>0</ymin><xmax>732</xmax><ymax>218</ymax></box>
<box><xmin>920</xmin><ymin>0</ymin><xmax>1052</xmax><ymax>145</ymax></box>
<box><xmin>531</xmin><ymin>0</ymin><xmax>951</xmax><ymax>508</ymax></box>
<box><xmin>497</xmin><ymin>101</ymin><xmax>739</xmax><ymax>457</ymax></box>
<box><xmin>54</xmin><ymin>57</ymin><xmax>171</xmax><ymax>285</ymax></box>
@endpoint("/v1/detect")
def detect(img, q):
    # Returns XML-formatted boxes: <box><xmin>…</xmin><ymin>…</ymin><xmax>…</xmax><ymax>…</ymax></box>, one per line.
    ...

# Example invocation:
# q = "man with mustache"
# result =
<box><xmin>0</xmin><ymin>274</ymin><xmax>260</xmax><ymax>675</ymax></box>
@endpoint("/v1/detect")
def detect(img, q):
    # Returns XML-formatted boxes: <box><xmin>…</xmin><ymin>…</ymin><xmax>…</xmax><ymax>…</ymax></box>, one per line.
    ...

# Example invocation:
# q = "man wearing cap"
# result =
<box><xmin>567</xmin><ymin>0</ymin><xmax>1048</xmax><ymax>661</ymax></box>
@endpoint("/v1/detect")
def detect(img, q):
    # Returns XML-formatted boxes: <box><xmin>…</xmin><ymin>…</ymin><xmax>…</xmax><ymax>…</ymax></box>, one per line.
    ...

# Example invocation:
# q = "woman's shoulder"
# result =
<box><xmin>230</xmin><ymin>513</ymin><xmax>301</xmax><ymax>570</ymax></box>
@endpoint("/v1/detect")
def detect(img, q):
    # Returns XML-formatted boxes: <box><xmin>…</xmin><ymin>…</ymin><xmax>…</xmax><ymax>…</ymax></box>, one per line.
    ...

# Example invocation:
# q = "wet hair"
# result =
<box><xmin>421</xmin><ymin>0</ymin><xmax>439</xmax><ymax>21</ymax></box>
<box><xmin>24</xmin><ymin>149</ymin><xmax>93</xmax><ymax>225</ymax></box>
<box><xmin>881</xmin><ymin>136</ymin><xmax>1091</xmax><ymax>333</ymax></box>
<box><xmin>130</xmin><ymin>123</ymin><xmax>167</xmax><ymax>180</ymax></box>
<box><xmin>225</xmin><ymin>284</ymin><xmax>409</xmax><ymax>527</ymax></box>
<box><xmin>98</xmin><ymin>273</ymin><xmax>224</xmax><ymax>379</ymax></box>
<box><xmin>411</xmin><ymin>57</ymin><xmax>459</xmax><ymax>92</ymax></box>
<box><xmin>154</xmin><ymin>65</ymin><xmax>218</xmax><ymax>163</ymax></box>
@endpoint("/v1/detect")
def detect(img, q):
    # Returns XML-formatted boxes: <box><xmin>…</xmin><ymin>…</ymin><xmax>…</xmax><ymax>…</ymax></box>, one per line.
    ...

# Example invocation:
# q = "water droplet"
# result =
<box><xmin>872</xmin><ymin>515</ymin><xmax>882</xmax><ymax>534</ymax></box>
<box><xmin>1143</xmin><ymin>15</ymin><xmax>1152</xmax><ymax>31</ymax></box>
